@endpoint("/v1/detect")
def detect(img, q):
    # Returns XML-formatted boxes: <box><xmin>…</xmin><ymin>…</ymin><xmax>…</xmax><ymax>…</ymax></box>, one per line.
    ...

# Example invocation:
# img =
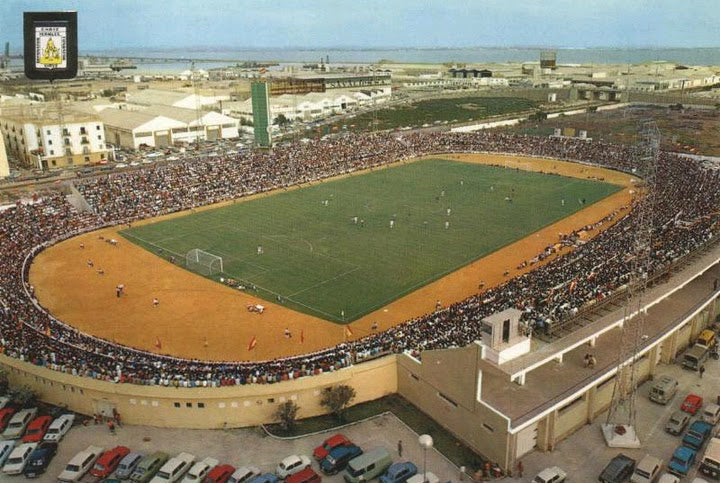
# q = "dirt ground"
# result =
<box><xmin>29</xmin><ymin>153</ymin><xmax>637</xmax><ymax>362</ymax></box>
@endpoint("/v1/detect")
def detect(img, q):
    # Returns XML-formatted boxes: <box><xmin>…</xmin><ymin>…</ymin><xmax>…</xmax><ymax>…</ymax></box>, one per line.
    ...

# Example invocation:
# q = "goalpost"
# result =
<box><xmin>186</xmin><ymin>249</ymin><xmax>223</xmax><ymax>276</ymax></box>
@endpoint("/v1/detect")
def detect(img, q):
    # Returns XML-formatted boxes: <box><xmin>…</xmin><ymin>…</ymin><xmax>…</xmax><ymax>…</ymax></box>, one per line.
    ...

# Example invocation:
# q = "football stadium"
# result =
<box><xmin>1</xmin><ymin>130</ymin><xmax>718</xmax><ymax>472</ymax></box>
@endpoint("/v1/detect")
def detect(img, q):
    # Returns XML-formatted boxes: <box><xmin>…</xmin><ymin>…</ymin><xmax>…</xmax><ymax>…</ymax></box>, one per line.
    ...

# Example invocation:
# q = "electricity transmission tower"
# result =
<box><xmin>602</xmin><ymin>120</ymin><xmax>659</xmax><ymax>448</ymax></box>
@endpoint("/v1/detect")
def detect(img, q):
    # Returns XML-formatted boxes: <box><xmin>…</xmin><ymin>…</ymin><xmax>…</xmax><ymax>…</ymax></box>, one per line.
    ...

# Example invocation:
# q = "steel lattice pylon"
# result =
<box><xmin>602</xmin><ymin>119</ymin><xmax>659</xmax><ymax>447</ymax></box>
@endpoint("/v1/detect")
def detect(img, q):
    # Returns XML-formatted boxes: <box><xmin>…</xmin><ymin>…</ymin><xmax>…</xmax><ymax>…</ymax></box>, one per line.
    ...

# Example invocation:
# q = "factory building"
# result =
<box><xmin>125</xmin><ymin>88</ymin><xmax>228</xmax><ymax>110</ymax></box>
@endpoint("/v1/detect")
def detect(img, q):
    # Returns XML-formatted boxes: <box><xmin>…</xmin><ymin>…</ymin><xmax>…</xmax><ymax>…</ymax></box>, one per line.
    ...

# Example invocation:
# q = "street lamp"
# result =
<box><xmin>418</xmin><ymin>434</ymin><xmax>433</xmax><ymax>483</ymax></box>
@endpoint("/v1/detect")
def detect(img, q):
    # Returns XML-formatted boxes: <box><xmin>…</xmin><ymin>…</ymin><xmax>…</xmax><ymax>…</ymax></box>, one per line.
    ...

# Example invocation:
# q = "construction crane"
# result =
<box><xmin>602</xmin><ymin>119</ymin><xmax>660</xmax><ymax>447</ymax></box>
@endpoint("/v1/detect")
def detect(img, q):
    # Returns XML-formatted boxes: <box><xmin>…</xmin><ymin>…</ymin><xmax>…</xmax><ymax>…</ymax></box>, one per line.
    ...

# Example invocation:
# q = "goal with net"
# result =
<box><xmin>186</xmin><ymin>249</ymin><xmax>223</xmax><ymax>276</ymax></box>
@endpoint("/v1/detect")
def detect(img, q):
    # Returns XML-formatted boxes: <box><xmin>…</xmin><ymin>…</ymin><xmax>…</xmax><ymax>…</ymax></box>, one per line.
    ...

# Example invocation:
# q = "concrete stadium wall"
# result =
<box><xmin>0</xmin><ymin>354</ymin><xmax>398</xmax><ymax>429</ymax></box>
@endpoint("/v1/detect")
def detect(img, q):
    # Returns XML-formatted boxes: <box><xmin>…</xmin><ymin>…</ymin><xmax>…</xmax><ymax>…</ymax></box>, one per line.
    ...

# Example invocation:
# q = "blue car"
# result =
<box><xmin>379</xmin><ymin>461</ymin><xmax>418</xmax><ymax>483</ymax></box>
<box><xmin>320</xmin><ymin>444</ymin><xmax>363</xmax><ymax>475</ymax></box>
<box><xmin>22</xmin><ymin>442</ymin><xmax>58</xmax><ymax>478</ymax></box>
<box><xmin>682</xmin><ymin>420</ymin><xmax>713</xmax><ymax>450</ymax></box>
<box><xmin>246</xmin><ymin>473</ymin><xmax>280</xmax><ymax>483</ymax></box>
<box><xmin>668</xmin><ymin>445</ymin><xmax>697</xmax><ymax>476</ymax></box>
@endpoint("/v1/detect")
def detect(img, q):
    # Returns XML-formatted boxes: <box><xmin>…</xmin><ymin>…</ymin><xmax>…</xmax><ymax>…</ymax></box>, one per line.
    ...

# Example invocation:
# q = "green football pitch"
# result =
<box><xmin>121</xmin><ymin>158</ymin><xmax>621</xmax><ymax>322</ymax></box>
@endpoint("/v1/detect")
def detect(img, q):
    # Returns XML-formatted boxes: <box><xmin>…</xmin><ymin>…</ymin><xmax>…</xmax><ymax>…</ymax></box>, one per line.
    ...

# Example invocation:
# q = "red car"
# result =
<box><xmin>21</xmin><ymin>415</ymin><xmax>53</xmax><ymax>443</ymax></box>
<box><xmin>204</xmin><ymin>464</ymin><xmax>236</xmax><ymax>483</ymax></box>
<box><xmin>90</xmin><ymin>445</ymin><xmax>131</xmax><ymax>479</ymax></box>
<box><xmin>284</xmin><ymin>468</ymin><xmax>321</xmax><ymax>483</ymax></box>
<box><xmin>313</xmin><ymin>433</ymin><xmax>352</xmax><ymax>461</ymax></box>
<box><xmin>681</xmin><ymin>394</ymin><xmax>704</xmax><ymax>415</ymax></box>
<box><xmin>0</xmin><ymin>408</ymin><xmax>16</xmax><ymax>432</ymax></box>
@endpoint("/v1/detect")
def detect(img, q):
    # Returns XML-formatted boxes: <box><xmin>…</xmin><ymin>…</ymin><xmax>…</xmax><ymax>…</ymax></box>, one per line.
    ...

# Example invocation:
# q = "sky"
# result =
<box><xmin>2</xmin><ymin>0</ymin><xmax>719</xmax><ymax>52</ymax></box>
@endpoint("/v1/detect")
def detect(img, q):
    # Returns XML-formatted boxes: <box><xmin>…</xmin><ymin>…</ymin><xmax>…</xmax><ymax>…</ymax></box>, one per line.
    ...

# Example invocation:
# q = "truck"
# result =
<box><xmin>682</xmin><ymin>344</ymin><xmax>709</xmax><ymax>371</ymax></box>
<box><xmin>699</xmin><ymin>437</ymin><xmax>720</xmax><ymax>479</ymax></box>
<box><xmin>682</xmin><ymin>420</ymin><xmax>713</xmax><ymax>450</ymax></box>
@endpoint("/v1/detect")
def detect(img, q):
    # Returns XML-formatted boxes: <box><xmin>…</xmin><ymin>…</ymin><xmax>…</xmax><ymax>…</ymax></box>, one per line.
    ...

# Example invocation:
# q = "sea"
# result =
<box><xmin>86</xmin><ymin>46</ymin><xmax>720</xmax><ymax>73</ymax></box>
<box><xmin>7</xmin><ymin>46</ymin><xmax>719</xmax><ymax>73</ymax></box>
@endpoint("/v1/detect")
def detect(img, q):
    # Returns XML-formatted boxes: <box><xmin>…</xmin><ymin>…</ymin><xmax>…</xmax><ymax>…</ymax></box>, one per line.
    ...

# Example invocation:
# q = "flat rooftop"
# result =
<box><xmin>479</xmin><ymin>246</ymin><xmax>719</xmax><ymax>428</ymax></box>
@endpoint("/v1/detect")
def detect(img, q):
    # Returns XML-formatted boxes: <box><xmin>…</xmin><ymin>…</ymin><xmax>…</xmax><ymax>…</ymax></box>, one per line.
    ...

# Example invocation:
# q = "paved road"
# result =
<box><xmin>506</xmin><ymin>353</ymin><xmax>720</xmax><ymax>483</ymax></box>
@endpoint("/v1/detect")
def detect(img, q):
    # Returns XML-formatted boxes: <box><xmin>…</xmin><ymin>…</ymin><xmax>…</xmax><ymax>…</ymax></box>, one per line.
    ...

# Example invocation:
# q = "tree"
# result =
<box><xmin>320</xmin><ymin>385</ymin><xmax>356</xmax><ymax>422</ymax></box>
<box><xmin>273</xmin><ymin>114</ymin><xmax>291</xmax><ymax>126</ymax></box>
<box><xmin>8</xmin><ymin>385</ymin><xmax>37</xmax><ymax>409</ymax></box>
<box><xmin>273</xmin><ymin>401</ymin><xmax>300</xmax><ymax>431</ymax></box>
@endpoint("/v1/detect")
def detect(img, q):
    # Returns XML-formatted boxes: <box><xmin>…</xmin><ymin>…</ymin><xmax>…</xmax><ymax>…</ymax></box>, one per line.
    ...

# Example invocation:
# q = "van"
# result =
<box><xmin>342</xmin><ymin>447</ymin><xmax>392</xmax><ymax>483</ymax></box>
<box><xmin>150</xmin><ymin>451</ymin><xmax>195</xmax><ymax>482</ymax></box>
<box><xmin>2</xmin><ymin>408</ymin><xmax>38</xmax><ymax>439</ymax></box>
<box><xmin>43</xmin><ymin>414</ymin><xmax>75</xmax><ymax>442</ymax></box>
<box><xmin>115</xmin><ymin>451</ymin><xmax>144</xmax><ymax>480</ymax></box>
<box><xmin>702</xmin><ymin>404</ymin><xmax>720</xmax><ymax>425</ymax></box>
<box><xmin>131</xmin><ymin>452</ymin><xmax>170</xmax><ymax>482</ymax></box>
<box><xmin>697</xmin><ymin>329</ymin><xmax>716</xmax><ymax>348</ymax></box>
<box><xmin>649</xmin><ymin>376</ymin><xmax>678</xmax><ymax>405</ymax></box>
<box><xmin>699</xmin><ymin>437</ymin><xmax>720</xmax><ymax>479</ymax></box>
<box><xmin>682</xmin><ymin>344</ymin><xmax>709</xmax><ymax>371</ymax></box>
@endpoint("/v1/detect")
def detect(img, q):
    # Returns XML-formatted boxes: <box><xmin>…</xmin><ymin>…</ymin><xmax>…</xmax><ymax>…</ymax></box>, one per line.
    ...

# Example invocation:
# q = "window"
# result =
<box><xmin>186</xmin><ymin>402</ymin><xmax>192</xmax><ymax>408</ymax></box>
<box><xmin>98</xmin><ymin>135</ymin><xmax>102</xmax><ymax>140</ymax></box>
<box><xmin>197</xmin><ymin>402</ymin><xmax>205</xmax><ymax>408</ymax></box>
<box><xmin>174</xmin><ymin>402</ymin><xmax>180</xmax><ymax>408</ymax></box>
<box><xmin>96</xmin><ymin>125</ymin><xmax>101</xmax><ymax>130</ymax></box>
<box><xmin>46</xmin><ymin>129</ymin><xmax>51</xmax><ymax>135</ymax></box>
<box><xmin>48</xmin><ymin>140</ymin><xmax>52</xmax><ymax>145</ymax></box>
<box><xmin>267</xmin><ymin>398</ymin><xmax>275</xmax><ymax>404</ymax></box>
<box><xmin>437</xmin><ymin>392</ymin><xmax>458</xmax><ymax>408</ymax></box>
<box><xmin>483</xmin><ymin>423</ymin><xmax>494</xmax><ymax>432</ymax></box>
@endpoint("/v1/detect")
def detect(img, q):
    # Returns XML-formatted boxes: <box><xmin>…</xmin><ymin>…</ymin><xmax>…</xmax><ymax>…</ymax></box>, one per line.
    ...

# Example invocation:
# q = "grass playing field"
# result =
<box><xmin>121</xmin><ymin>158</ymin><xmax>620</xmax><ymax>322</ymax></box>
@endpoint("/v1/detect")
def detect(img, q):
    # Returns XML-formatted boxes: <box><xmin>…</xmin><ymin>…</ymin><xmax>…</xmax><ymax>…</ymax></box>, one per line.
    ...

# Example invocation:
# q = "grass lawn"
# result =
<box><xmin>121</xmin><ymin>158</ymin><xmax>620</xmax><ymax>322</ymax></box>
<box><xmin>328</xmin><ymin>96</ymin><xmax>537</xmax><ymax>132</ymax></box>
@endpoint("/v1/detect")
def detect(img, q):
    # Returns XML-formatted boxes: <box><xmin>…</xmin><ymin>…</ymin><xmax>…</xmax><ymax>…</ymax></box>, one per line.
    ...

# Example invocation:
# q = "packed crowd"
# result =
<box><xmin>0</xmin><ymin>131</ymin><xmax>718</xmax><ymax>387</ymax></box>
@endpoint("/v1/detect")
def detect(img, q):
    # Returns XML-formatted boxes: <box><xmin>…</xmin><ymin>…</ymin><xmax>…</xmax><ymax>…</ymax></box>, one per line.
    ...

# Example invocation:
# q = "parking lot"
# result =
<box><xmin>511</xmin><ymin>355</ymin><xmax>719</xmax><ymax>483</ymax></box>
<box><xmin>0</xmin><ymin>411</ymin><xmax>461</xmax><ymax>483</ymax></box>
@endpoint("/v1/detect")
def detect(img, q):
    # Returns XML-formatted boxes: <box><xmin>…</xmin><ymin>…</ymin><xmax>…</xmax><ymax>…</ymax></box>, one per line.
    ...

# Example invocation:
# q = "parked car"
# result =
<box><xmin>284</xmin><ymin>467</ymin><xmax>321</xmax><ymax>483</ymax></box>
<box><xmin>116</xmin><ymin>451</ymin><xmax>145</xmax><ymax>480</ymax></box>
<box><xmin>43</xmin><ymin>414</ymin><xmax>75</xmax><ymax>442</ymax></box>
<box><xmin>668</xmin><ymin>446</ymin><xmax>697</xmax><ymax>476</ymax></box>
<box><xmin>247</xmin><ymin>473</ymin><xmax>280</xmax><ymax>483</ymax></box>
<box><xmin>630</xmin><ymin>454</ymin><xmax>663</xmax><ymax>483</ymax></box>
<box><xmin>407</xmin><ymin>472</ymin><xmax>439</xmax><ymax>483</ymax></box>
<box><xmin>680</xmin><ymin>394</ymin><xmax>704</xmax><ymax>415</ymax></box>
<box><xmin>131</xmin><ymin>452</ymin><xmax>170</xmax><ymax>482</ymax></box>
<box><xmin>319</xmin><ymin>444</ymin><xmax>363</xmax><ymax>475</ymax></box>
<box><xmin>21</xmin><ymin>415</ymin><xmax>53</xmax><ymax>443</ymax></box>
<box><xmin>343</xmin><ymin>447</ymin><xmax>393</xmax><ymax>483</ymax></box>
<box><xmin>0</xmin><ymin>439</ymin><xmax>16</xmax><ymax>468</ymax></box>
<box><xmin>648</xmin><ymin>376</ymin><xmax>678</xmax><ymax>405</ymax></box>
<box><xmin>533</xmin><ymin>466</ymin><xmax>567</xmax><ymax>483</ymax></box>
<box><xmin>58</xmin><ymin>445</ymin><xmax>104</xmax><ymax>482</ymax></box>
<box><xmin>379</xmin><ymin>461</ymin><xmax>418</xmax><ymax>482</ymax></box>
<box><xmin>598</xmin><ymin>453</ymin><xmax>636</xmax><ymax>482</ymax></box>
<box><xmin>702</xmin><ymin>403</ymin><xmax>720</xmax><ymax>425</ymax></box>
<box><xmin>665</xmin><ymin>411</ymin><xmax>691</xmax><ymax>435</ymax></box>
<box><xmin>151</xmin><ymin>452</ymin><xmax>195</xmax><ymax>482</ymax></box>
<box><xmin>658</xmin><ymin>472</ymin><xmax>680</xmax><ymax>483</ymax></box>
<box><xmin>2</xmin><ymin>442</ymin><xmax>38</xmax><ymax>475</ymax></box>
<box><xmin>204</xmin><ymin>464</ymin><xmax>236</xmax><ymax>483</ymax></box>
<box><xmin>313</xmin><ymin>433</ymin><xmax>352</xmax><ymax>460</ymax></box>
<box><xmin>276</xmin><ymin>455</ymin><xmax>311</xmax><ymax>479</ymax></box>
<box><xmin>91</xmin><ymin>446</ymin><xmax>131</xmax><ymax>479</ymax></box>
<box><xmin>228</xmin><ymin>465</ymin><xmax>261</xmax><ymax>483</ymax></box>
<box><xmin>2</xmin><ymin>407</ymin><xmax>38</xmax><ymax>439</ymax></box>
<box><xmin>23</xmin><ymin>442</ymin><xmax>58</xmax><ymax>478</ymax></box>
<box><xmin>183</xmin><ymin>457</ymin><xmax>219</xmax><ymax>482</ymax></box>
<box><xmin>0</xmin><ymin>397</ymin><xmax>10</xmax><ymax>410</ymax></box>
<box><xmin>0</xmin><ymin>408</ymin><xmax>15</xmax><ymax>433</ymax></box>
<box><xmin>682</xmin><ymin>420</ymin><xmax>713</xmax><ymax>450</ymax></box>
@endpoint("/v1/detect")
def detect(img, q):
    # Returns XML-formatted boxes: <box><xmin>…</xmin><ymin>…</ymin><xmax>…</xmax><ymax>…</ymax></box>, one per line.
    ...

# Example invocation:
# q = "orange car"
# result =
<box><xmin>90</xmin><ymin>445</ymin><xmax>131</xmax><ymax>479</ymax></box>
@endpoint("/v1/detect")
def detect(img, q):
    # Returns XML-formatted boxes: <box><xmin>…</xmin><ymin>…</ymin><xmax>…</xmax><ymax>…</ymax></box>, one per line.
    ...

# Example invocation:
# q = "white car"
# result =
<box><xmin>658</xmin><ymin>472</ymin><xmax>680</xmax><ymax>483</ymax></box>
<box><xmin>182</xmin><ymin>457</ymin><xmax>219</xmax><ymax>482</ymax></box>
<box><xmin>276</xmin><ymin>454</ymin><xmax>311</xmax><ymax>479</ymax></box>
<box><xmin>58</xmin><ymin>445</ymin><xmax>103</xmax><ymax>482</ymax></box>
<box><xmin>151</xmin><ymin>452</ymin><xmax>195</xmax><ymax>482</ymax></box>
<box><xmin>2</xmin><ymin>442</ymin><xmax>38</xmax><ymax>475</ymax></box>
<box><xmin>533</xmin><ymin>466</ymin><xmax>567</xmax><ymax>483</ymax></box>
<box><xmin>228</xmin><ymin>465</ymin><xmax>261</xmax><ymax>482</ymax></box>
<box><xmin>43</xmin><ymin>414</ymin><xmax>75</xmax><ymax>442</ymax></box>
<box><xmin>0</xmin><ymin>397</ymin><xmax>9</xmax><ymax>410</ymax></box>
